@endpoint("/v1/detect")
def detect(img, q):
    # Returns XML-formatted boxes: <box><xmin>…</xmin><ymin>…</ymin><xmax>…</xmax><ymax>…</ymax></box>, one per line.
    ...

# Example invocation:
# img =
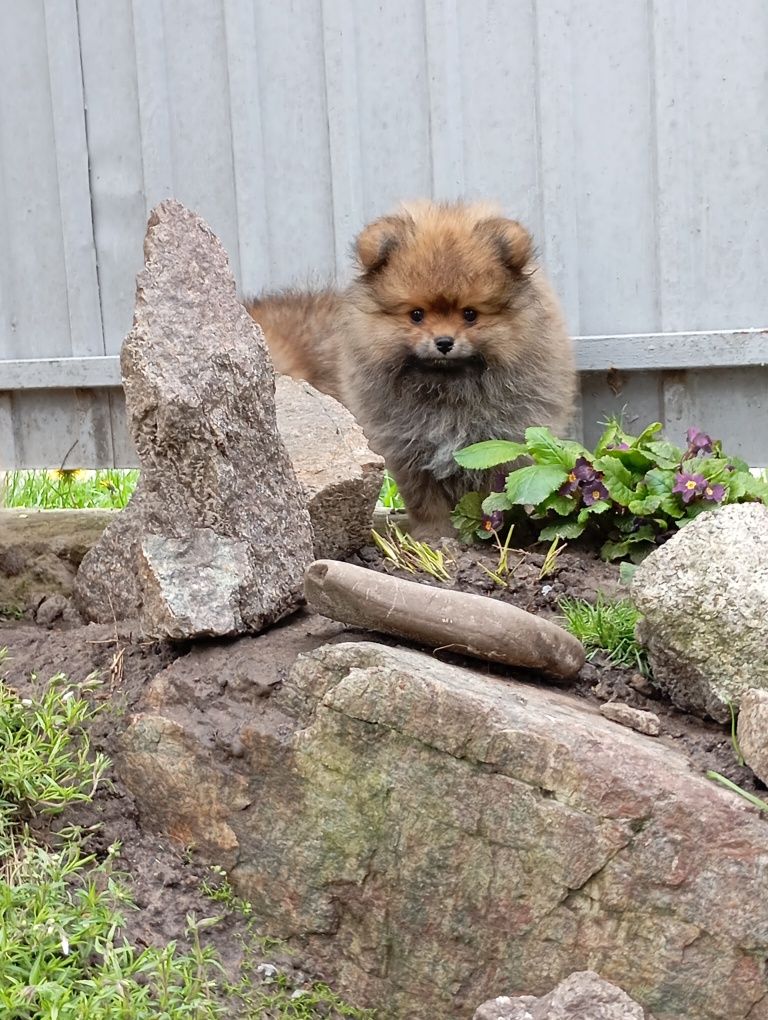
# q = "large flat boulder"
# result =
<box><xmin>632</xmin><ymin>503</ymin><xmax>768</xmax><ymax>721</ymax></box>
<box><xmin>74</xmin><ymin>201</ymin><xmax>314</xmax><ymax>638</ymax></box>
<box><xmin>118</xmin><ymin>639</ymin><xmax>768</xmax><ymax>1020</ymax></box>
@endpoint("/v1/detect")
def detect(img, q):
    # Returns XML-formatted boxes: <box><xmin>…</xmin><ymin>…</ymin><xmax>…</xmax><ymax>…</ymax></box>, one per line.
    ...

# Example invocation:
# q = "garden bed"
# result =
<box><xmin>0</xmin><ymin>531</ymin><xmax>764</xmax><ymax>1016</ymax></box>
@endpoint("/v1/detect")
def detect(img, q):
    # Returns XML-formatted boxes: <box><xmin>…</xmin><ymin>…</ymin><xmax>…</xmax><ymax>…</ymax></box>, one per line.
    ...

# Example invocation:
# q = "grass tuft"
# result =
<box><xmin>558</xmin><ymin>593</ymin><xmax>648</xmax><ymax>673</ymax></box>
<box><xmin>1</xmin><ymin>469</ymin><xmax>139</xmax><ymax>510</ymax></box>
<box><xmin>371</xmin><ymin>524</ymin><xmax>451</xmax><ymax>582</ymax></box>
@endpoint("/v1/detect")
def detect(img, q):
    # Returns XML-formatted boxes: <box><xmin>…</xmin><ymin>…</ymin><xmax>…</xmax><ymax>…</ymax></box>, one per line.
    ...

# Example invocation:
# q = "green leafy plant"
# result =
<box><xmin>453</xmin><ymin>422</ymin><xmax>768</xmax><ymax>561</ymax></box>
<box><xmin>558</xmin><ymin>594</ymin><xmax>648</xmax><ymax>673</ymax></box>
<box><xmin>0</xmin><ymin>673</ymin><xmax>109</xmax><ymax>816</ymax></box>
<box><xmin>376</xmin><ymin>470</ymin><xmax>405</xmax><ymax>512</ymax></box>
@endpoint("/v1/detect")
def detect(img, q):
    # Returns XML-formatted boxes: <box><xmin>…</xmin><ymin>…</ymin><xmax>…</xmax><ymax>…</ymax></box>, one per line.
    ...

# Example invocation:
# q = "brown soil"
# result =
<box><xmin>0</xmin><ymin>537</ymin><xmax>763</xmax><ymax>1009</ymax></box>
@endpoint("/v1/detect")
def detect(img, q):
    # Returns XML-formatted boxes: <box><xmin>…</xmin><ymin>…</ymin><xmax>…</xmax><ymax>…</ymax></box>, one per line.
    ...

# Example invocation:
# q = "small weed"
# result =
<box><xmin>241</xmin><ymin>974</ymin><xmax>376</xmax><ymax>1018</ymax></box>
<box><xmin>538</xmin><ymin>535</ymin><xmax>566</xmax><ymax>580</ymax></box>
<box><xmin>1</xmin><ymin>468</ymin><xmax>139</xmax><ymax>510</ymax></box>
<box><xmin>376</xmin><ymin>471</ymin><xmax>405</xmax><ymax>512</ymax></box>
<box><xmin>478</xmin><ymin>524</ymin><xmax>520</xmax><ymax>587</ymax></box>
<box><xmin>559</xmin><ymin>593</ymin><xmax>648</xmax><ymax>673</ymax></box>
<box><xmin>201</xmin><ymin>869</ymin><xmax>375</xmax><ymax>1018</ymax></box>
<box><xmin>706</xmin><ymin>771</ymin><xmax>768</xmax><ymax>813</ymax></box>
<box><xmin>200</xmin><ymin>864</ymin><xmax>253</xmax><ymax>918</ymax></box>
<box><xmin>371</xmin><ymin>524</ymin><xmax>451</xmax><ymax>582</ymax></box>
<box><xmin>0</xmin><ymin>604</ymin><xmax>24</xmax><ymax>621</ymax></box>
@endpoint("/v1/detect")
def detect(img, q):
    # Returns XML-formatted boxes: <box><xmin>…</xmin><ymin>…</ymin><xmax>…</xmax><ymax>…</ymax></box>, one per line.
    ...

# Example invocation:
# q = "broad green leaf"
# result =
<box><xmin>539</xmin><ymin>520</ymin><xmax>587</xmax><ymax>541</ymax></box>
<box><xmin>727</xmin><ymin>472</ymin><xmax>768</xmax><ymax>503</ymax></box>
<box><xmin>619</xmin><ymin>561</ymin><xmax>637</xmax><ymax>585</ymax></box>
<box><xmin>452</xmin><ymin>490</ymin><xmax>484</xmax><ymax>520</ymax></box>
<box><xmin>540</xmin><ymin>492</ymin><xmax>578</xmax><ymax>516</ymax></box>
<box><xmin>629</xmin><ymin>544</ymin><xmax>655</xmax><ymax>564</ymax></box>
<box><xmin>740</xmin><ymin>474</ymin><xmax>768</xmax><ymax>503</ymax></box>
<box><xmin>450</xmin><ymin>491</ymin><xmax>485</xmax><ymax>539</ymax></box>
<box><xmin>600</xmin><ymin>538</ymin><xmax>632</xmax><ymax>561</ymax></box>
<box><xmin>524</xmin><ymin>426</ymin><xmax>589</xmax><ymax>467</ymax></box>
<box><xmin>697</xmin><ymin>458</ymin><xmax>733</xmax><ymax>483</ymax></box>
<box><xmin>594</xmin><ymin>458</ymin><xmax>637</xmax><ymax>506</ymax></box>
<box><xmin>454</xmin><ymin>439</ymin><xmax>528</xmax><ymax>469</ymax></box>
<box><xmin>634</xmin><ymin>421</ymin><xmax>664</xmax><ymax>446</ymax></box>
<box><xmin>601</xmin><ymin>536</ymin><xmax>655</xmax><ymax>562</ymax></box>
<box><xmin>644</xmin><ymin>468</ymin><xmax>685</xmax><ymax>518</ymax></box>
<box><xmin>577</xmin><ymin>501</ymin><xmax>611</xmax><ymax>525</ymax></box>
<box><xmin>505</xmin><ymin>464</ymin><xmax>569</xmax><ymax>506</ymax></box>
<box><xmin>644</xmin><ymin>467</ymin><xmax>676</xmax><ymax>493</ymax></box>
<box><xmin>594</xmin><ymin>419</ymin><xmax>624</xmax><ymax>454</ymax></box>
<box><xmin>600</xmin><ymin>447</ymin><xmax>655</xmax><ymax>473</ymax></box>
<box><xmin>482</xmin><ymin>491</ymin><xmax>512</xmax><ymax>514</ymax></box>
<box><xmin>628</xmin><ymin>494</ymin><xmax>662</xmax><ymax>515</ymax></box>
<box><xmin>644</xmin><ymin>440</ymin><xmax>683</xmax><ymax>469</ymax></box>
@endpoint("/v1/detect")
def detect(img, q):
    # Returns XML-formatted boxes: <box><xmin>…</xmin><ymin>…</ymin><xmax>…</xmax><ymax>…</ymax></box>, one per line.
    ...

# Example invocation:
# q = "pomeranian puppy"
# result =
<box><xmin>245</xmin><ymin>200</ymin><xmax>576</xmax><ymax>536</ymax></box>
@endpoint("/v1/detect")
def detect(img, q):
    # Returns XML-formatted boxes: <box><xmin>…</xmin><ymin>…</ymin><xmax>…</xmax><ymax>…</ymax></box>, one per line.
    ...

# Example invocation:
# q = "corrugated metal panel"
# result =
<box><xmin>1</xmin><ymin>0</ymin><xmax>768</xmax><ymax>468</ymax></box>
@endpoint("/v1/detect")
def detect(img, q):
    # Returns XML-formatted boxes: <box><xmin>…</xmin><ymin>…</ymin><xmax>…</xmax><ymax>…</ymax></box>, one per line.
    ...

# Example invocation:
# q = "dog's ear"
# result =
<box><xmin>354</xmin><ymin>214</ymin><xmax>410</xmax><ymax>273</ymax></box>
<box><xmin>477</xmin><ymin>217</ymin><xmax>533</xmax><ymax>275</ymax></box>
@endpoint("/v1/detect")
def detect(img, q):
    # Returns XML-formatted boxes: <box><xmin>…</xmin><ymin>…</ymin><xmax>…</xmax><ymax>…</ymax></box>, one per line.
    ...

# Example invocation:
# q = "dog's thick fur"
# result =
<box><xmin>245</xmin><ymin>200</ymin><xmax>576</xmax><ymax>535</ymax></box>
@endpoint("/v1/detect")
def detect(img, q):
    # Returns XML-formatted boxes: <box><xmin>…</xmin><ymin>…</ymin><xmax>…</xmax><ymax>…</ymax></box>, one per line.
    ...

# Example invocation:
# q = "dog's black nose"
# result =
<box><xmin>434</xmin><ymin>336</ymin><xmax>454</xmax><ymax>355</ymax></box>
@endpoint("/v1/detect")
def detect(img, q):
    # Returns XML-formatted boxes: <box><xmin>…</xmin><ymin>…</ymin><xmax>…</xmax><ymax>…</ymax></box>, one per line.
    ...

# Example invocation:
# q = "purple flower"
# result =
<box><xmin>606</xmin><ymin>442</ymin><xmax>630</xmax><ymax>451</ymax></box>
<box><xmin>685</xmin><ymin>428</ymin><xmax>714</xmax><ymax>457</ymax></box>
<box><xmin>582</xmin><ymin>480</ymin><xmax>610</xmax><ymax>506</ymax></box>
<box><xmin>490</xmin><ymin>470</ymin><xmax>507</xmax><ymax>493</ymax></box>
<box><xmin>572</xmin><ymin>457</ymin><xmax>597</xmax><ymax>482</ymax></box>
<box><xmin>559</xmin><ymin>470</ymin><xmax>581</xmax><ymax>497</ymax></box>
<box><xmin>481</xmin><ymin>511</ymin><xmax>504</xmax><ymax>532</ymax></box>
<box><xmin>673</xmin><ymin>471</ymin><xmax>707</xmax><ymax>504</ymax></box>
<box><xmin>559</xmin><ymin>457</ymin><xmax>607</xmax><ymax>503</ymax></box>
<box><xmin>702</xmin><ymin>482</ymin><xmax>726</xmax><ymax>503</ymax></box>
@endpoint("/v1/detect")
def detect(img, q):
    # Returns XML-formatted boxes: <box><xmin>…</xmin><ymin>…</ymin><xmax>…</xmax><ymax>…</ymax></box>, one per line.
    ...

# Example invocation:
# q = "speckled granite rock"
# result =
<box><xmin>473</xmin><ymin>971</ymin><xmax>647</xmax><ymax>1019</ymax></box>
<box><xmin>274</xmin><ymin>376</ymin><xmax>383</xmax><ymax>560</ymax></box>
<box><xmin>74</xmin><ymin>200</ymin><xmax>313</xmax><ymax>638</ymax></box>
<box><xmin>632</xmin><ymin>503</ymin><xmax>768</xmax><ymax>721</ymax></box>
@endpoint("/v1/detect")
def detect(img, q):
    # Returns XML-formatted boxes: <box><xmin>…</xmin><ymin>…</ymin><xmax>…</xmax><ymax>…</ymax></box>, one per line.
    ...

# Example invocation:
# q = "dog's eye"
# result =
<box><xmin>409</xmin><ymin>309</ymin><xmax>425</xmax><ymax>324</ymax></box>
<box><xmin>463</xmin><ymin>308</ymin><xmax>478</xmax><ymax>323</ymax></box>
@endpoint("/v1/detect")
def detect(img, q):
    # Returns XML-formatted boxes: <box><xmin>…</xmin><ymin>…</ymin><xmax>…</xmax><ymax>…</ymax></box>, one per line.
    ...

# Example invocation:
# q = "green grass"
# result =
<box><xmin>0</xmin><ymin>655</ymin><xmax>375</xmax><ymax>1019</ymax></box>
<box><xmin>1</xmin><ymin>469</ymin><xmax>139</xmax><ymax>510</ymax></box>
<box><xmin>558</xmin><ymin>593</ymin><xmax>648</xmax><ymax>673</ymax></box>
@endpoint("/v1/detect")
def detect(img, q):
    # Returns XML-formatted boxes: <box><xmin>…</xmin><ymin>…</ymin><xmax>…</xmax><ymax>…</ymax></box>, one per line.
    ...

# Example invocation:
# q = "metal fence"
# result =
<box><xmin>1</xmin><ymin>0</ymin><xmax>767</xmax><ymax>468</ymax></box>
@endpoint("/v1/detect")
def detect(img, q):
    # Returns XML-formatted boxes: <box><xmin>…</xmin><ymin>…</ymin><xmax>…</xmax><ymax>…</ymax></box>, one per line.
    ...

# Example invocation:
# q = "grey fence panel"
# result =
<box><xmin>1</xmin><ymin>0</ymin><xmax>768</xmax><ymax>469</ymax></box>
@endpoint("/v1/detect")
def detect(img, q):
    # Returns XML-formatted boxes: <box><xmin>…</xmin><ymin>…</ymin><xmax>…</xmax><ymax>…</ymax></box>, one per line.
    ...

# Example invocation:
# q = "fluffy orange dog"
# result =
<box><xmin>245</xmin><ymin>201</ymin><xmax>576</xmax><ymax>535</ymax></box>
